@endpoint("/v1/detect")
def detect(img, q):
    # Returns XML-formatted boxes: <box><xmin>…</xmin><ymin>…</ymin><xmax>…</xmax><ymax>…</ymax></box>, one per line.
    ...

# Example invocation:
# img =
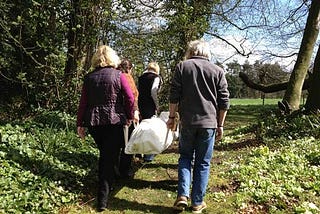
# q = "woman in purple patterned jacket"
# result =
<box><xmin>76</xmin><ymin>45</ymin><xmax>134</xmax><ymax>212</ymax></box>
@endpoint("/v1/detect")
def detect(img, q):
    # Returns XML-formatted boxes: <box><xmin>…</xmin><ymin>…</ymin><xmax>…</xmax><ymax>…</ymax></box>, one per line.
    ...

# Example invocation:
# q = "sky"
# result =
<box><xmin>114</xmin><ymin>0</ymin><xmax>319</xmax><ymax>72</ymax></box>
<box><xmin>210</xmin><ymin>36</ymin><xmax>259</xmax><ymax>64</ymax></box>
<box><xmin>205</xmin><ymin>0</ymin><xmax>320</xmax><ymax>72</ymax></box>
<box><xmin>209</xmin><ymin>36</ymin><xmax>299</xmax><ymax>71</ymax></box>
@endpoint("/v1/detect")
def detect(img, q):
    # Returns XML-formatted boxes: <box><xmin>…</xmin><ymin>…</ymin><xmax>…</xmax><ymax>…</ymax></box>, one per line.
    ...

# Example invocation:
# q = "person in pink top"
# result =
<box><xmin>117</xmin><ymin>58</ymin><xmax>140</xmax><ymax>178</ymax></box>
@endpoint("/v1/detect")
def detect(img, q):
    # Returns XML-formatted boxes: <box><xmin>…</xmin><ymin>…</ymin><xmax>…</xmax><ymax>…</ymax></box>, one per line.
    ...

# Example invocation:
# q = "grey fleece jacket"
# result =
<box><xmin>169</xmin><ymin>56</ymin><xmax>230</xmax><ymax>128</ymax></box>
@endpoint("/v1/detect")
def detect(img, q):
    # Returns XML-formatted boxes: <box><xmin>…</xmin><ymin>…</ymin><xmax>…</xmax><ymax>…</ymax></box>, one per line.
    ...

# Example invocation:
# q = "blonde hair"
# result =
<box><xmin>147</xmin><ymin>62</ymin><xmax>160</xmax><ymax>75</ymax></box>
<box><xmin>91</xmin><ymin>45</ymin><xmax>120</xmax><ymax>68</ymax></box>
<box><xmin>185</xmin><ymin>39</ymin><xmax>211</xmax><ymax>60</ymax></box>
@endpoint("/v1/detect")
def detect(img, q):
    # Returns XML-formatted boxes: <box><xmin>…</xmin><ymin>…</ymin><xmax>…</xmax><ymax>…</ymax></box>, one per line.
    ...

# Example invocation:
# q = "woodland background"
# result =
<box><xmin>1</xmin><ymin>1</ymin><xmax>320</xmax><ymax>213</ymax></box>
<box><xmin>1</xmin><ymin>0</ymin><xmax>319</xmax><ymax>117</ymax></box>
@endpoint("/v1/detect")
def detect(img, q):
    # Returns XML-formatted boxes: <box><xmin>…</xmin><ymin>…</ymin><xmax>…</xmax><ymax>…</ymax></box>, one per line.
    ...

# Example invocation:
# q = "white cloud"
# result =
<box><xmin>209</xmin><ymin>36</ymin><xmax>261</xmax><ymax>65</ymax></box>
<box><xmin>208</xmin><ymin>36</ymin><xmax>297</xmax><ymax>71</ymax></box>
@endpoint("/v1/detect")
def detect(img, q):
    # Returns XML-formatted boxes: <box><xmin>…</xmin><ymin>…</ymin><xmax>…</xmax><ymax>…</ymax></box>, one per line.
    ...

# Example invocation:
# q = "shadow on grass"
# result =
<box><xmin>162</xmin><ymin>142</ymin><xmax>179</xmax><ymax>154</ymax></box>
<box><xmin>55</xmin><ymin>150</ymin><xmax>98</xmax><ymax>170</ymax></box>
<box><xmin>215</xmin><ymin>138</ymin><xmax>264</xmax><ymax>151</ymax></box>
<box><xmin>137</xmin><ymin>162</ymin><xmax>178</xmax><ymax>170</ymax></box>
<box><xmin>78</xmin><ymin>163</ymin><xmax>179</xmax><ymax>213</ymax></box>
<box><xmin>107</xmin><ymin>197</ymin><xmax>179</xmax><ymax>214</ymax></box>
<box><xmin>114</xmin><ymin>178</ymin><xmax>177</xmax><ymax>192</ymax></box>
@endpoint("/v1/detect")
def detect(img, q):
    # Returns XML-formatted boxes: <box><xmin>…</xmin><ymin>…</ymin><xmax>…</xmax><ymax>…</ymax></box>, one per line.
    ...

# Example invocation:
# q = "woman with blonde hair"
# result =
<box><xmin>76</xmin><ymin>45</ymin><xmax>134</xmax><ymax>211</ymax></box>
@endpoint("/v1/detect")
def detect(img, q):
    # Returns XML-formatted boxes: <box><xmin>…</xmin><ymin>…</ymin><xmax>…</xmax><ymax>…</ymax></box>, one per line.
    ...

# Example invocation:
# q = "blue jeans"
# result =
<box><xmin>177</xmin><ymin>127</ymin><xmax>216</xmax><ymax>206</ymax></box>
<box><xmin>143</xmin><ymin>154</ymin><xmax>155</xmax><ymax>161</ymax></box>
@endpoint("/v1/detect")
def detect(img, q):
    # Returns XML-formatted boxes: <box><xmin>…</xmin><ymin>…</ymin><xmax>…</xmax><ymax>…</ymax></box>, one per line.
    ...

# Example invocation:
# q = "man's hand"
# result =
<box><xmin>215</xmin><ymin>127</ymin><xmax>224</xmax><ymax>141</ymax></box>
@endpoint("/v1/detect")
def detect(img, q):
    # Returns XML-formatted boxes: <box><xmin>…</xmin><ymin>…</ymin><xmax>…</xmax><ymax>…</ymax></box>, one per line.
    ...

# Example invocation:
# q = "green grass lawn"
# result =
<box><xmin>230</xmin><ymin>98</ymin><xmax>306</xmax><ymax>106</ymax></box>
<box><xmin>230</xmin><ymin>98</ymin><xmax>280</xmax><ymax>105</ymax></box>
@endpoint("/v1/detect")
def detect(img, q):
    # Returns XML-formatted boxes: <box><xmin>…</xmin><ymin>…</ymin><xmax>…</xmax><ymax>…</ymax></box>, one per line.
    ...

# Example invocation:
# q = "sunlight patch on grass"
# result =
<box><xmin>231</xmin><ymin>98</ymin><xmax>280</xmax><ymax>105</ymax></box>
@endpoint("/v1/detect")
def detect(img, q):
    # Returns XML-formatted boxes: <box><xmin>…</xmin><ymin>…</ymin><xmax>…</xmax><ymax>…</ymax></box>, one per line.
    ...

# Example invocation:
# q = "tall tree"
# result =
<box><xmin>110</xmin><ymin>0</ymin><xmax>217</xmax><ymax>108</ymax></box>
<box><xmin>305</xmin><ymin>44</ymin><xmax>320</xmax><ymax>113</ymax></box>
<box><xmin>0</xmin><ymin>0</ymin><xmax>68</xmax><ymax>109</ymax></box>
<box><xmin>216</xmin><ymin>0</ymin><xmax>319</xmax><ymax>113</ymax></box>
<box><xmin>64</xmin><ymin>0</ymin><xmax>80</xmax><ymax>80</ymax></box>
<box><xmin>64</xmin><ymin>0</ymin><xmax>114</xmax><ymax>80</ymax></box>
<box><xmin>280</xmin><ymin>0</ymin><xmax>320</xmax><ymax>112</ymax></box>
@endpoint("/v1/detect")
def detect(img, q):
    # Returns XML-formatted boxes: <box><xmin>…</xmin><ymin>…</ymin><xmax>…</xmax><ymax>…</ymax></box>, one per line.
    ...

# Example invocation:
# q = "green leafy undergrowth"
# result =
<box><xmin>0</xmin><ymin>115</ymin><xmax>98</xmax><ymax>213</ymax></box>
<box><xmin>1</xmin><ymin>106</ymin><xmax>319</xmax><ymax>214</ymax></box>
<box><xmin>228</xmin><ymin>137</ymin><xmax>320</xmax><ymax>213</ymax></box>
<box><xmin>216</xmin><ymin>105</ymin><xmax>320</xmax><ymax>213</ymax></box>
<box><xmin>255</xmin><ymin>109</ymin><xmax>320</xmax><ymax>140</ymax></box>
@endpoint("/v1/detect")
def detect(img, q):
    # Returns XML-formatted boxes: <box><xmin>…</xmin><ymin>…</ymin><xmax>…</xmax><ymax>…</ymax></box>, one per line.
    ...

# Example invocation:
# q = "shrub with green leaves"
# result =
<box><xmin>255</xmin><ymin>109</ymin><xmax>320</xmax><ymax>141</ymax></box>
<box><xmin>0</xmin><ymin>111</ymin><xmax>98</xmax><ymax>213</ymax></box>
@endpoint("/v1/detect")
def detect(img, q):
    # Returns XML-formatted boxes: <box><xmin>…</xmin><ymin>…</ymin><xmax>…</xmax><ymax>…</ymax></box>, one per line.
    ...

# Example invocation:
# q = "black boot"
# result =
<box><xmin>97</xmin><ymin>181</ymin><xmax>110</xmax><ymax>212</ymax></box>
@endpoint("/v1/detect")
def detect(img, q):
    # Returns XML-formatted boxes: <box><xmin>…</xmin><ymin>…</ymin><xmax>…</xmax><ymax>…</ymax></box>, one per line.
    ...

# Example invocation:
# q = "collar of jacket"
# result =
<box><xmin>189</xmin><ymin>56</ymin><xmax>209</xmax><ymax>61</ymax></box>
<box><xmin>143</xmin><ymin>69</ymin><xmax>158</xmax><ymax>74</ymax></box>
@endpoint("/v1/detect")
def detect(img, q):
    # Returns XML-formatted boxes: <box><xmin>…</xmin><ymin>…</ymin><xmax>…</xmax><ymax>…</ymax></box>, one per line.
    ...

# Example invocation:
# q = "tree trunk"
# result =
<box><xmin>282</xmin><ymin>0</ymin><xmax>320</xmax><ymax>112</ymax></box>
<box><xmin>305</xmin><ymin>44</ymin><xmax>320</xmax><ymax>113</ymax></box>
<box><xmin>64</xmin><ymin>0</ymin><xmax>80</xmax><ymax>80</ymax></box>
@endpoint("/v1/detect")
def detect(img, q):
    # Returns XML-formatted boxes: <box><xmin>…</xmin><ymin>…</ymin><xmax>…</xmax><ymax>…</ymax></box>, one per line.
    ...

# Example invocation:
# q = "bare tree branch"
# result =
<box><xmin>205</xmin><ymin>31</ymin><xmax>252</xmax><ymax>57</ymax></box>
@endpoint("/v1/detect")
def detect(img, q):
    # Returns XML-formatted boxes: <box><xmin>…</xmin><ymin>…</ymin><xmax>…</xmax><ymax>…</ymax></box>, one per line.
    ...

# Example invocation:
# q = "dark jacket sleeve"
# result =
<box><xmin>76</xmin><ymin>85</ymin><xmax>87</xmax><ymax>126</ymax></box>
<box><xmin>217</xmin><ymin>71</ymin><xmax>230</xmax><ymax>110</ymax></box>
<box><xmin>169</xmin><ymin>64</ymin><xmax>182</xmax><ymax>104</ymax></box>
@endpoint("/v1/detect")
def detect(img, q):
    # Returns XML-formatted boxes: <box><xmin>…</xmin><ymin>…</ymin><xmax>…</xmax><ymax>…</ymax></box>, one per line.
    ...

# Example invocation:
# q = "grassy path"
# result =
<box><xmin>66</xmin><ymin>105</ymin><xmax>263</xmax><ymax>214</ymax></box>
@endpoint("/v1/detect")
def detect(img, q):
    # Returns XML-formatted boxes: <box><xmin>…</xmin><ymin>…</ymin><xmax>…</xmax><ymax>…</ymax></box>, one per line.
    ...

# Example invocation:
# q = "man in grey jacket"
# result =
<box><xmin>167</xmin><ymin>39</ymin><xmax>230</xmax><ymax>213</ymax></box>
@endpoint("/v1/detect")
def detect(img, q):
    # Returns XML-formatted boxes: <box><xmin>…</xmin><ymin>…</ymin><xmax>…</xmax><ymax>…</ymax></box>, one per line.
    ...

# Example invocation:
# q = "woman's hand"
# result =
<box><xmin>126</xmin><ymin>119</ymin><xmax>133</xmax><ymax>126</ymax></box>
<box><xmin>77</xmin><ymin>127</ymin><xmax>86</xmax><ymax>140</ymax></box>
<box><xmin>133</xmin><ymin>110</ymin><xmax>140</xmax><ymax>123</ymax></box>
<box><xmin>166</xmin><ymin>118</ymin><xmax>175</xmax><ymax>131</ymax></box>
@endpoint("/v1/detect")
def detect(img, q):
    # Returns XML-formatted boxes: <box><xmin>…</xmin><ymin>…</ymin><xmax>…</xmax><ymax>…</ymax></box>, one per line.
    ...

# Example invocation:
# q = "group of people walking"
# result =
<box><xmin>76</xmin><ymin>39</ymin><xmax>230</xmax><ymax>213</ymax></box>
